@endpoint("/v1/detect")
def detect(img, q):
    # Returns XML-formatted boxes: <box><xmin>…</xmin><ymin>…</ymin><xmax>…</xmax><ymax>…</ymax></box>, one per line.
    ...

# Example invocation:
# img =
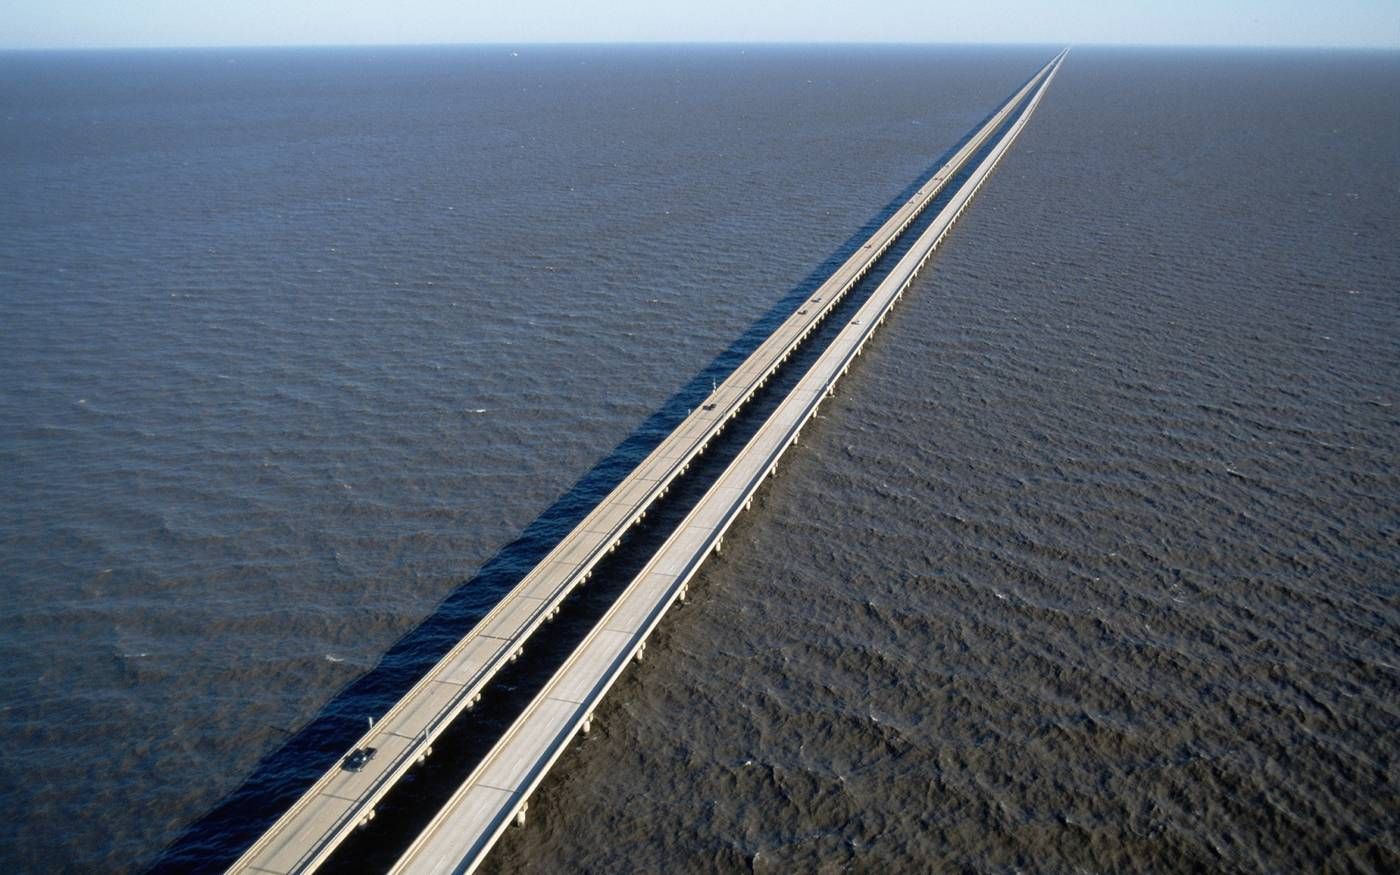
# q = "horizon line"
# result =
<box><xmin>3</xmin><ymin>38</ymin><xmax>1398</xmax><ymax>54</ymax></box>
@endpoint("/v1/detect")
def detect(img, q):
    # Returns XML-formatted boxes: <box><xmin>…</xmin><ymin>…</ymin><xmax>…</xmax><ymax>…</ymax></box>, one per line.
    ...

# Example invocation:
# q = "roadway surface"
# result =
<box><xmin>387</xmin><ymin>49</ymin><xmax>1067</xmax><ymax>875</ymax></box>
<box><xmin>228</xmin><ymin>52</ymin><xmax>1061</xmax><ymax>875</ymax></box>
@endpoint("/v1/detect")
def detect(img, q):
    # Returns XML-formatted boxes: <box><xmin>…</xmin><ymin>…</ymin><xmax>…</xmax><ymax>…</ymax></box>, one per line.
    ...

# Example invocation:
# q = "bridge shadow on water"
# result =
<box><xmin>150</xmin><ymin>67</ymin><xmax>1040</xmax><ymax>873</ymax></box>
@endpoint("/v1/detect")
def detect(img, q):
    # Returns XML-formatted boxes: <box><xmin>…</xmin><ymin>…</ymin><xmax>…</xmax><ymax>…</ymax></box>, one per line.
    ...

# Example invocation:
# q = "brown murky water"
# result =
<box><xmin>2</xmin><ymin>46</ymin><xmax>1396</xmax><ymax>872</ymax></box>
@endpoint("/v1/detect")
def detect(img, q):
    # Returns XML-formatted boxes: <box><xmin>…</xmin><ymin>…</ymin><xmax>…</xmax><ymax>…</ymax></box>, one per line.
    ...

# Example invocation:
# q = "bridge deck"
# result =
<box><xmin>388</xmin><ymin>50</ymin><xmax>1066</xmax><ymax>875</ymax></box>
<box><xmin>228</xmin><ymin>52</ymin><xmax>1061</xmax><ymax>875</ymax></box>
<box><xmin>229</xmin><ymin>50</ymin><xmax>1063</xmax><ymax>875</ymax></box>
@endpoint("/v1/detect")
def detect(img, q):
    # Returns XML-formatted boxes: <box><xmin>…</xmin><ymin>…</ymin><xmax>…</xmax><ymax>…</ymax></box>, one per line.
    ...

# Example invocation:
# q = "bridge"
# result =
<box><xmin>387</xmin><ymin>49</ymin><xmax>1066</xmax><ymax>875</ymax></box>
<box><xmin>228</xmin><ymin>48</ymin><xmax>1067</xmax><ymax>875</ymax></box>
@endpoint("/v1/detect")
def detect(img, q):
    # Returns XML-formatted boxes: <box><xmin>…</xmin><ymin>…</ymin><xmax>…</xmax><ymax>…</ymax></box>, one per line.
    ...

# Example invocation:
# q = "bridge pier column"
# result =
<box><xmin>515</xmin><ymin>802</ymin><xmax>528</xmax><ymax>828</ymax></box>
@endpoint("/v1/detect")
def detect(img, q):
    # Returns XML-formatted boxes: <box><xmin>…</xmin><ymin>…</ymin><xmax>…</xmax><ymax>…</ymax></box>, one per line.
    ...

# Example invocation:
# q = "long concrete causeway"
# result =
<box><xmin>229</xmin><ymin>49</ymin><xmax>1066</xmax><ymax>875</ymax></box>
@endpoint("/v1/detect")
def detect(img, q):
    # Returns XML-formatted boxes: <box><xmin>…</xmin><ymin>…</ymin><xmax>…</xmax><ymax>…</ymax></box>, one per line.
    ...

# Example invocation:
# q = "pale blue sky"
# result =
<box><xmin>3</xmin><ymin>0</ymin><xmax>1397</xmax><ymax>50</ymax></box>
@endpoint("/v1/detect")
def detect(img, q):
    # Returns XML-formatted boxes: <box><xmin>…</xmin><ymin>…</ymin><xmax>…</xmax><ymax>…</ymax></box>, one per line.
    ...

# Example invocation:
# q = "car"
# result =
<box><xmin>342</xmin><ymin>747</ymin><xmax>377</xmax><ymax>772</ymax></box>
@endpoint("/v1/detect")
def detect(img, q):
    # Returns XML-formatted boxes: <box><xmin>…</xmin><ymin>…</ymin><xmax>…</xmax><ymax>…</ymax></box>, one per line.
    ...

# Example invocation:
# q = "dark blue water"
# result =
<box><xmin>1</xmin><ymin>46</ymin><xmax>1397</xmax><ymax>872</ymax></box>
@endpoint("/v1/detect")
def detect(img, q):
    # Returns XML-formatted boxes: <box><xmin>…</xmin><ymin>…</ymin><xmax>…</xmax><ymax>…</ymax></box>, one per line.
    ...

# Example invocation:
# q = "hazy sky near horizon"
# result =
<box><xmin>3</xmin><ymin>0</ymin><xmax>1398</xmax><ymax>50</ymax></box>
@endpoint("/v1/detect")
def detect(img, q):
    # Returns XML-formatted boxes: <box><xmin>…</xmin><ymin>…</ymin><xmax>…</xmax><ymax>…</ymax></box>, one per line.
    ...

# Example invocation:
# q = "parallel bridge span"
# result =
<box><xmin>226</xmin><ymin>50</ymin><xmax>1062</xmax><ymax>875</ymax></box>
<box><xmin>389</xmin><ymin>48</ymin><xmax>1068</xmax><ymax>875</ymax></box>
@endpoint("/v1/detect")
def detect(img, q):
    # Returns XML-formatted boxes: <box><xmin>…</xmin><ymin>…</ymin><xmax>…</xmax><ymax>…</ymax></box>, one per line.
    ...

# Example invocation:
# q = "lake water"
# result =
<box><xmin>1</xmin><ymin>45</ymin><xmax>1396</xmax><ymax>872</ymax></box>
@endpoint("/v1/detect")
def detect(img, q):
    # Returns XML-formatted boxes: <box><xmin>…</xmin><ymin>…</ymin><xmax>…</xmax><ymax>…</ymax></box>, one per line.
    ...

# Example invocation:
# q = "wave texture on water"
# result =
<box><xmin>0</xmin><ymin>46</ymin><xmax>1397</xmax><ymax>872</ymax></box>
